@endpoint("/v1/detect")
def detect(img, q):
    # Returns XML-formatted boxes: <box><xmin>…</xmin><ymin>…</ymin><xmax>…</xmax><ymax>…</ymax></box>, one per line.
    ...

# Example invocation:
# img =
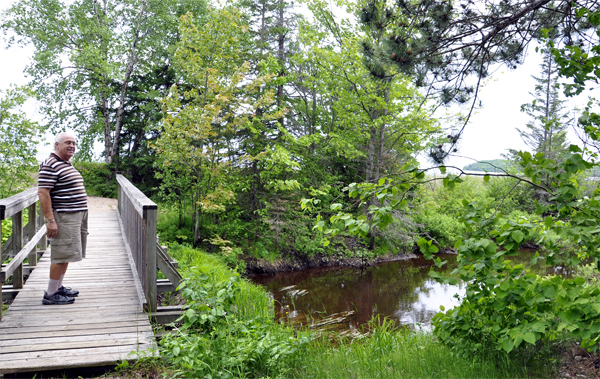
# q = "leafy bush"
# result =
<box><xmin>414</xmin><ymin>210</ymin><xmax>465</xmax><ymax>247</ymax></box>
<box><xmin>157</xmin><ymin>210</ymin><xmax>194</xmax><ymax>245</ymax></box>
<box><xmin>2</xmin><ymin>219</ymin><xmax>10</xmax><ymax>245</ymax></box>
<box><xmin>160</xmin><ymin>267</ymin><xmax>309</xmax><ymax>378</ymax></box>
<box><xmin>74</xmin><ymin>161</ymin><xmax>117</xmax><ymax>198</ymax></box>
<box><xmin>429</xmin><ymin>148</ymin><xmax>600</xmax><ymax>359</ymax></box>
<box><xmin>484</xmin><ymin>177</ymin><xmax>536</xmax><ymax>215</ymax></box>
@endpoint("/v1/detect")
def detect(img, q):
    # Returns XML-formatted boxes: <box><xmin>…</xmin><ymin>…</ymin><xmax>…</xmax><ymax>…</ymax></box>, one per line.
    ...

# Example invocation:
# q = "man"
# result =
<box><xmin>37</xmin><ymin>132</ymin><xmax>88</xmax><ymax>305</ymax></box>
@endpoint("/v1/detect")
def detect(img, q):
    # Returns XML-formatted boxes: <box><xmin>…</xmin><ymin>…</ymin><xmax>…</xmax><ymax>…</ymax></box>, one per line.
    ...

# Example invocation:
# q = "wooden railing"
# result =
<box><xmin>116</xmin><ymin>174</ymin><xmax>159</xmax><ymax>313</ymax></box>
<box><xmin>0</xmin><ymin>188</ymin><xmax>47</xmax><ymax>321</ymax></box>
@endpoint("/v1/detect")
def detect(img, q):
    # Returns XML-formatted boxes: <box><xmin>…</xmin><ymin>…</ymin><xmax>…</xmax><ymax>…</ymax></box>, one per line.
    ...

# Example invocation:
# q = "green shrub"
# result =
<box><xmin>157</xmin><ymin>210</ymin><xmax>194</xmax><ymax>245</ymax></box>
<box><xmin>414</xmin><ymin>210</ymin><xmax>465</xmax><ymax>247</ymax></box>
<box><xmin>159</xmin><ymin>263</ymin><xmax>309</xmax><ymax>378</ymax></box>
<box><xmin>74</xmin><ymin>161</ymin><xmax>117</xmax><ymax>198</ymax></box>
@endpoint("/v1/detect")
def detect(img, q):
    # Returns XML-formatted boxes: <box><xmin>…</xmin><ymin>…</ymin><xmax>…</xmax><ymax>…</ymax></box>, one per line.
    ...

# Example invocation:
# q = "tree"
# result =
<box><xmin>297</xmin><ymin>0</ymin><xmax>439</xmax><ymax>248</ymax></box>
<box><xmin>0</xmin><ymin>87</ymin><xmax>43</xmax><ymax>198</ymax></box>
<box><xmin>154</xmin><ymin>8</ymin><xmax>284</xmax><ymax>246</ymax></box>
<box><xmin>1</xmin><ymin>0</ymin><xmax>207</xmax><ymax>164</ymax></box>
<box><xmin>518</xmin><ymin>47</ymin><xmax>570</xmax><ymax>162</ymax></box>
<box><xmin>357</xmin><ymin>0</ymin><xmax>599</xmax><ymax>162</ymax></box>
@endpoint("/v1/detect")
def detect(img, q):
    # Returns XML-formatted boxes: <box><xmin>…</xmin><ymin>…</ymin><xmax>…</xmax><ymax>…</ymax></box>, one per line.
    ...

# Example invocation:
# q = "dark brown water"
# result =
<box><xmin>250</xmin><ymin>251</ymin><xmax>567</xmax><ymax>334</ymax></box>
<box><xmin>250</xmin><ymin>254</ymin><xmax>465</xmax><ymax>333</ymax></box>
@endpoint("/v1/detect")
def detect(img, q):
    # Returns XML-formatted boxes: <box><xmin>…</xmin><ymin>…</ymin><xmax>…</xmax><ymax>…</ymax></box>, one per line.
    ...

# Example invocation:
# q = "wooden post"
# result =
<box><xmin>38</xmin><ymin>203</ymin><xmax>47</xmax><ymax>251</ymax></box>
<box><xmin>12</xmin><ymin>210</ymin><xmax>23</xmax><ymax>289</ymax></box>
<box><xmin>145</xmin><ymin>207</ymin><xmax>157</xmax><ymax>313</ymax></box>
<box><xmin>28</xmin><ymin>203</ymin><xmax>37</xmax><ymax>267</ymax></box>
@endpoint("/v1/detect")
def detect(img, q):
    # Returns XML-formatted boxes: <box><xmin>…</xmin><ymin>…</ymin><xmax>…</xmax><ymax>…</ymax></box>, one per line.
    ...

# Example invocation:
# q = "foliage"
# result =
<box><xmin>357</xmin><ymin>0</ymin><xmax>599</xmax><ymax>162</ymax></box>
<box><xmin>74</xmin><ymin>161</ymin><xmax>117</xmax><ymax>198</ymax></box>
<box><xmin>1</xmin><ymin>0</ymin><xmax>209</xmax><ymax>164</ymax></box>
<box><xmin>463</xmin><ymin>159</ymin><xmax>510</xmax><ymax>172</ymax></box>
<box><xmin>158</xmin><ymin>251</ymin><xmax>310</xmax><ymax>378</ymax></box>
<box><xmin>154</xmin><ymin>7</ymin><xmax>287</xmax><ymax>247</ymax></box>
<box><xmin>0</xmin><ymin>86</ymin><xmax>42</xmax><ymax>198</ymax></box>
<box><xmin>1</xmin><ymin>219</ymin><xmax>10</xmax><ymax>245</ymax></box>
<box><xmin>517</xmin><ymin>46</ymin><xmax>571</xmax><ymax>163</ymax></box>
<box><xmin>301</xmin><ymin>318</ymin><xmax>555</xmax><ymax>378</ymax></box>
<box><xmin>428</xmin><ymin>146</ymin><xmax>600</xmax><ymax>358</ymax></box>
<box><xmin>157</xmin><ymin>210</ymin><xmax>194</xmax><ymax>245</ymax></box>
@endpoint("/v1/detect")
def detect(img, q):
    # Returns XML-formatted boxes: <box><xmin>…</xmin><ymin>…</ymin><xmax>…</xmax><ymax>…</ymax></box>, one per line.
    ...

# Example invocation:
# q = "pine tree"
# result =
<box><xmin>518</xmin><ymin>48</ymin><xmax>570</xmax><ymax>162</ymax></box>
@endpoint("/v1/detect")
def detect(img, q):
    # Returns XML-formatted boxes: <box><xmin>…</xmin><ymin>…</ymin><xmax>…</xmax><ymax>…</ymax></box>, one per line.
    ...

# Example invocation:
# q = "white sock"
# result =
<box><xmin>58</xmin><ymin>274</ymin><xmax>65</xmax><ymax>288</ymax></box>
<box><xmin>47</xmin><ymin>278</ymin><xmax>60</xmax><ymax>296</ymax></box>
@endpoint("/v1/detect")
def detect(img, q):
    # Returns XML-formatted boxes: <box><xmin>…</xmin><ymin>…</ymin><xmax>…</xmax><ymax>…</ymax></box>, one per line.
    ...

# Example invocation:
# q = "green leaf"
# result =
<box><xmin>542</xmin><ymin>283</ymin><xmax>556</xmax><ymax>298</ymax></box>
<box><xmin>483</xmin><ymin>174</ymin><xmax>490</xmax><ymax>182</ymax></box>
<box><xmin>523</xmin><ymin>332</ymin><xmax>537</xmax><ymax>345</ymax></box>
<box><xmin>501</xmin><ymin>338</ymin><xmax>514</xmax><ymax>353</ymax></box>
<box><xmin>511</xmin><ymin>230</ymin><xmax>524</xmax><ymax>244</ymax></box>
<box><xmin>359</xmin><ymin>223</ymin><xmax>370</xmax><ymax>234</ymax></box>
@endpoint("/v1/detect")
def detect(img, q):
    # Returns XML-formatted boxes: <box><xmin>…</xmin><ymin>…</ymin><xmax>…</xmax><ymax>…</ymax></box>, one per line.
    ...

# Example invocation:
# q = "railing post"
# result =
<box><xmin>145</xmin><ymin>207</ymin><xmax>157</xmax><ymax>313</ymax></box>
<box><xmin>28</xmin><ymin>203</ymin><xmax>37</xmax><ymax>267</ymax></box>
<box><xmin>12</xmin><ymin>210</ymin><xmax>23</xmax><ymax>289</ymax></box>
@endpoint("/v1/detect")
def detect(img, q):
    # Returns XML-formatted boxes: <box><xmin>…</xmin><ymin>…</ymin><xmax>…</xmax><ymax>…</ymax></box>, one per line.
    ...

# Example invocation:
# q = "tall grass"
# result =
<box><xmin>298</xmin><ymin>318</ymin><xmax>557</xmax><ymax>379</ymax></box>
<box><xmin>167</xmin><ymin>243</ymin><xmax>272</xmax><ymax>319</ymax></box>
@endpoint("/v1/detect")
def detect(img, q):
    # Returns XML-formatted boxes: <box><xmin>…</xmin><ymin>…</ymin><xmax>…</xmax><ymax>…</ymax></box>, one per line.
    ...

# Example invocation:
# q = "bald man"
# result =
<box><xmin>38</xmin><ymin>132</ymin><xmax>88</xmax><ymax>305</ymax></box>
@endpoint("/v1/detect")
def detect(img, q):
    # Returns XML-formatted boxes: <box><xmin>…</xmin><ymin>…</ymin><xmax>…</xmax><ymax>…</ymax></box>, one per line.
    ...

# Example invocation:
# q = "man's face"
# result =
<box><xmin>55</xmin><ymin>134</ymin><xmax>76</xmax><ymax>161</ymax></box>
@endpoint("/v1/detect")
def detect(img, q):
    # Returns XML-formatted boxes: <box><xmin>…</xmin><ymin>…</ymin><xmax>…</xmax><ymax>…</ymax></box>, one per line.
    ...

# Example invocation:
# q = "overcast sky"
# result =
<box><xmin>0</xmin><ymin>1</ymin><xmax>589</xmax><ymax>168</ymax></box>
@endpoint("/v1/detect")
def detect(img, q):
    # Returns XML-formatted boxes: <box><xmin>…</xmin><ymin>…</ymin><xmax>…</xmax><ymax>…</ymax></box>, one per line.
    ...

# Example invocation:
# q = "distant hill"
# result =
<box><xmin>463</xmin><ymin>159</ymin><xmax>510</xmax><ymax>172</ymax></box>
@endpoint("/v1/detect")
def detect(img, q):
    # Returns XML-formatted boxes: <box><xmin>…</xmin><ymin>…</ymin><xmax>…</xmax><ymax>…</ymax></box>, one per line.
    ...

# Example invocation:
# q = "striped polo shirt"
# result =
<box><xmin>38</xmin><ymin>153</ymin><xmax>88</xmax><ymax>212</ymax></box>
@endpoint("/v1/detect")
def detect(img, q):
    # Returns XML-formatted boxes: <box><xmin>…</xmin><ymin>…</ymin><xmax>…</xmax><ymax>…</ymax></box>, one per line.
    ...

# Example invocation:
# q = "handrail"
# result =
<box><xmin>116</xmin><ymin>174</ymin><xmax>158</xmax><ymax>313</ymax></box>
<box><xmin>0</xmin><ymin>188</ymin><xmax>47</xmax><ymax>322</ymax></box>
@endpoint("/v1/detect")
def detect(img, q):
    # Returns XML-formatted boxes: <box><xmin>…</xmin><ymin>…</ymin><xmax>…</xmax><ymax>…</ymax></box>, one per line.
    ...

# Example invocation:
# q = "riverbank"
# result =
<box><xmin>244</xmin><ymin>249</ymin><xmax>420</xmax><ymax>275</ymax></box>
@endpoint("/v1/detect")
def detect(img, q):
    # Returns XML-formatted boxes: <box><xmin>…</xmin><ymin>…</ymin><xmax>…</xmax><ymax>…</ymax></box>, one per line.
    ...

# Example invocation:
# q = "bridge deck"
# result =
<box><xmin>0</xmin><ymin>208</ymin><xmax>155</xmax><ymax>375</ymax></box>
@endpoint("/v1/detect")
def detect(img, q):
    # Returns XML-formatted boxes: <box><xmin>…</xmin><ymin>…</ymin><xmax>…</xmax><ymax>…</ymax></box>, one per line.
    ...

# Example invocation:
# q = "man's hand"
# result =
<box><xmin>46</xmin><ymin>220</ymin><xmax>58</xmax><ymax>239</ymax></box>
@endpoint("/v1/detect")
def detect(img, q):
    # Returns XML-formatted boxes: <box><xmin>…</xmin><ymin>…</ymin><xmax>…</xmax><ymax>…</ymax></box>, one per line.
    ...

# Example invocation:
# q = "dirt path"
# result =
<box><xmin>87</xmin><ymin>196</ymin><xmax>118</xmax><ymax>211</ymax></box>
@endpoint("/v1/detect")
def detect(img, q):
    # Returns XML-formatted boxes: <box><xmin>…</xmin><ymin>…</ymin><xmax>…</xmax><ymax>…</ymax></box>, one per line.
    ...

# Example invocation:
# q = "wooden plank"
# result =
<box><xmin>145</xmin><ymin>208</ymin><xmax>157</xmax><ymax>313</ymax></box>
<box><xmin>0</xmin><ymin>187</ymin><xmax>38</xmax><ymax>221</ymax></box>
<box><xmin>2</xmin><ymin>321</ymin><xmax>152</xmax><ymax>339</ymax></box>
<box><xmin>0</xmin><ymin>315</ymin><xmax>151</xmax><ymax>329</ymax></box>
<box><xmin>11</xmin><ymin>210</ymin><xmax>24</xmax><ymax>288</ymax></box>
<box><xmin>156</xmin><ymin>243</ymin><xmax>182</xmax><ymax>289</ymax></box>
<box><xmin>116</xmin><ymin>209</ymin><xmax>147</xmax><ymax>309</ymax></box>
<box><xmin>0</xmin><ymin>331</ymin><xmax>152</xmax><ymax>357</ymax></box>
<box><xmin>116</xmin><ymin>174</ymin><xmax>157</xmax><ymax>218</ymax></box>
<box><xmin>0</xmin><ymin>344</ymin><xmax>157</xmax><ymax>374</ymax></box>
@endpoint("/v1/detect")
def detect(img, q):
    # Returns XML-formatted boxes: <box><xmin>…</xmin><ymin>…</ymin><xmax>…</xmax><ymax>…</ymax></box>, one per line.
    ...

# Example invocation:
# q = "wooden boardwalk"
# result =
<box><xmin>0</xmin><ymin>207</ymin><xmax>155</xmax><ymax>375</ymax></box>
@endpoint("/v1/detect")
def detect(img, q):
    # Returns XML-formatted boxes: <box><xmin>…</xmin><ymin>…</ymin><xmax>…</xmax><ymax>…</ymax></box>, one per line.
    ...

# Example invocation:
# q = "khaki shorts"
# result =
<box><xmin>50</xmin><ymin>210</ymin><xmax>88</xmax><ymax>264</ymax></box>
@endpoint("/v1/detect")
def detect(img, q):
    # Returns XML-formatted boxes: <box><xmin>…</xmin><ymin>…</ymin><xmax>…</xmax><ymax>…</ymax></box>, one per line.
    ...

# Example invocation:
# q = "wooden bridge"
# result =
<box><xmin>0</xmin><ymin>175</ymin><xmax>182</xmax><ymax>376</ymax></box>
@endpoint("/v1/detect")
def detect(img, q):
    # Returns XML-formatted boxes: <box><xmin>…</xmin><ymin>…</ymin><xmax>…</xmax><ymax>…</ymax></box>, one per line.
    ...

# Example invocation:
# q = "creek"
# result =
<box><xmin>250</xmin><ymin>251</ymin><xmax>567</xmax><ymax>334</ymax></box>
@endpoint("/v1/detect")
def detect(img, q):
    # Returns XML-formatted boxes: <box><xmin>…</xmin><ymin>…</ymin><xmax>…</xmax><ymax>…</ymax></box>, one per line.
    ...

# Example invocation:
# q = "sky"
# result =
<box><xmin>0</xmin><ymin>1</ymin><xmax>590</xmax><ymax>168</ymax></box>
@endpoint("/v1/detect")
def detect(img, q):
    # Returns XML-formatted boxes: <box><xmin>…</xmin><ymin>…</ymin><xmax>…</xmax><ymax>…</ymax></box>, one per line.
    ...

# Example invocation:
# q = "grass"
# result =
<box><xmin>299</xmin><ymin>319</ymin><xmax>557</xmax><ymax>379</ymax></box>
<box><xmin>167</xmin><ymin>243</ymin><xmax>273</xmax><ymax>319</ymax></box>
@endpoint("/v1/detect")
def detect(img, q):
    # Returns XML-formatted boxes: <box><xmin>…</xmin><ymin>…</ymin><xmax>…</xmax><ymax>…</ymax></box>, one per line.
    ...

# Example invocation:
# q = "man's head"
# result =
<box><xmin>54</xmin><ymin>132</ymin><xmax>77</xmax><ymax>161</ymax></box>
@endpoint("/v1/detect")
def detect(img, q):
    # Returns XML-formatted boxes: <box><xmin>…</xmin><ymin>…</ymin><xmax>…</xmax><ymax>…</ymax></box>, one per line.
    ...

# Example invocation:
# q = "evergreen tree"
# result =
<box><xmin>518</xmin><ymin>48</ymin><xmax>570</xmax><ymax>162</ymax></box>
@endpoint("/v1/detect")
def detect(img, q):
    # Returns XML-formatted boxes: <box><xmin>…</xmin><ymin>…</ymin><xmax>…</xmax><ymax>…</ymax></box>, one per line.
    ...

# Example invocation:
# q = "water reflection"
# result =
<box><xmin>250</xmin><ymin>254</ymin><xmax>465</xmax><ymax>332</ymax></box>
<box><xmin>250</xmin><ymin>250</ymin><xmax>569</xmax><ymax>333</ymax></box>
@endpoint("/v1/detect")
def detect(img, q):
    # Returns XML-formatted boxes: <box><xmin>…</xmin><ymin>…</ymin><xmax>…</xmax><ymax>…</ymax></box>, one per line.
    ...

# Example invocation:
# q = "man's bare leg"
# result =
<box><xmin>48</xmin><ymin>262</ymin><xmax>68</xmax><ymax>294</ymax></box>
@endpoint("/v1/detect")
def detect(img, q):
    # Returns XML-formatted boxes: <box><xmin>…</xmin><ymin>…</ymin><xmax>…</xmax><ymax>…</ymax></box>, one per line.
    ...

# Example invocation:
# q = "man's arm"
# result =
<box><xmin>38</xmin><ymin>187</ymin><xmax>57</xmax><ymax>238</ymax></box>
